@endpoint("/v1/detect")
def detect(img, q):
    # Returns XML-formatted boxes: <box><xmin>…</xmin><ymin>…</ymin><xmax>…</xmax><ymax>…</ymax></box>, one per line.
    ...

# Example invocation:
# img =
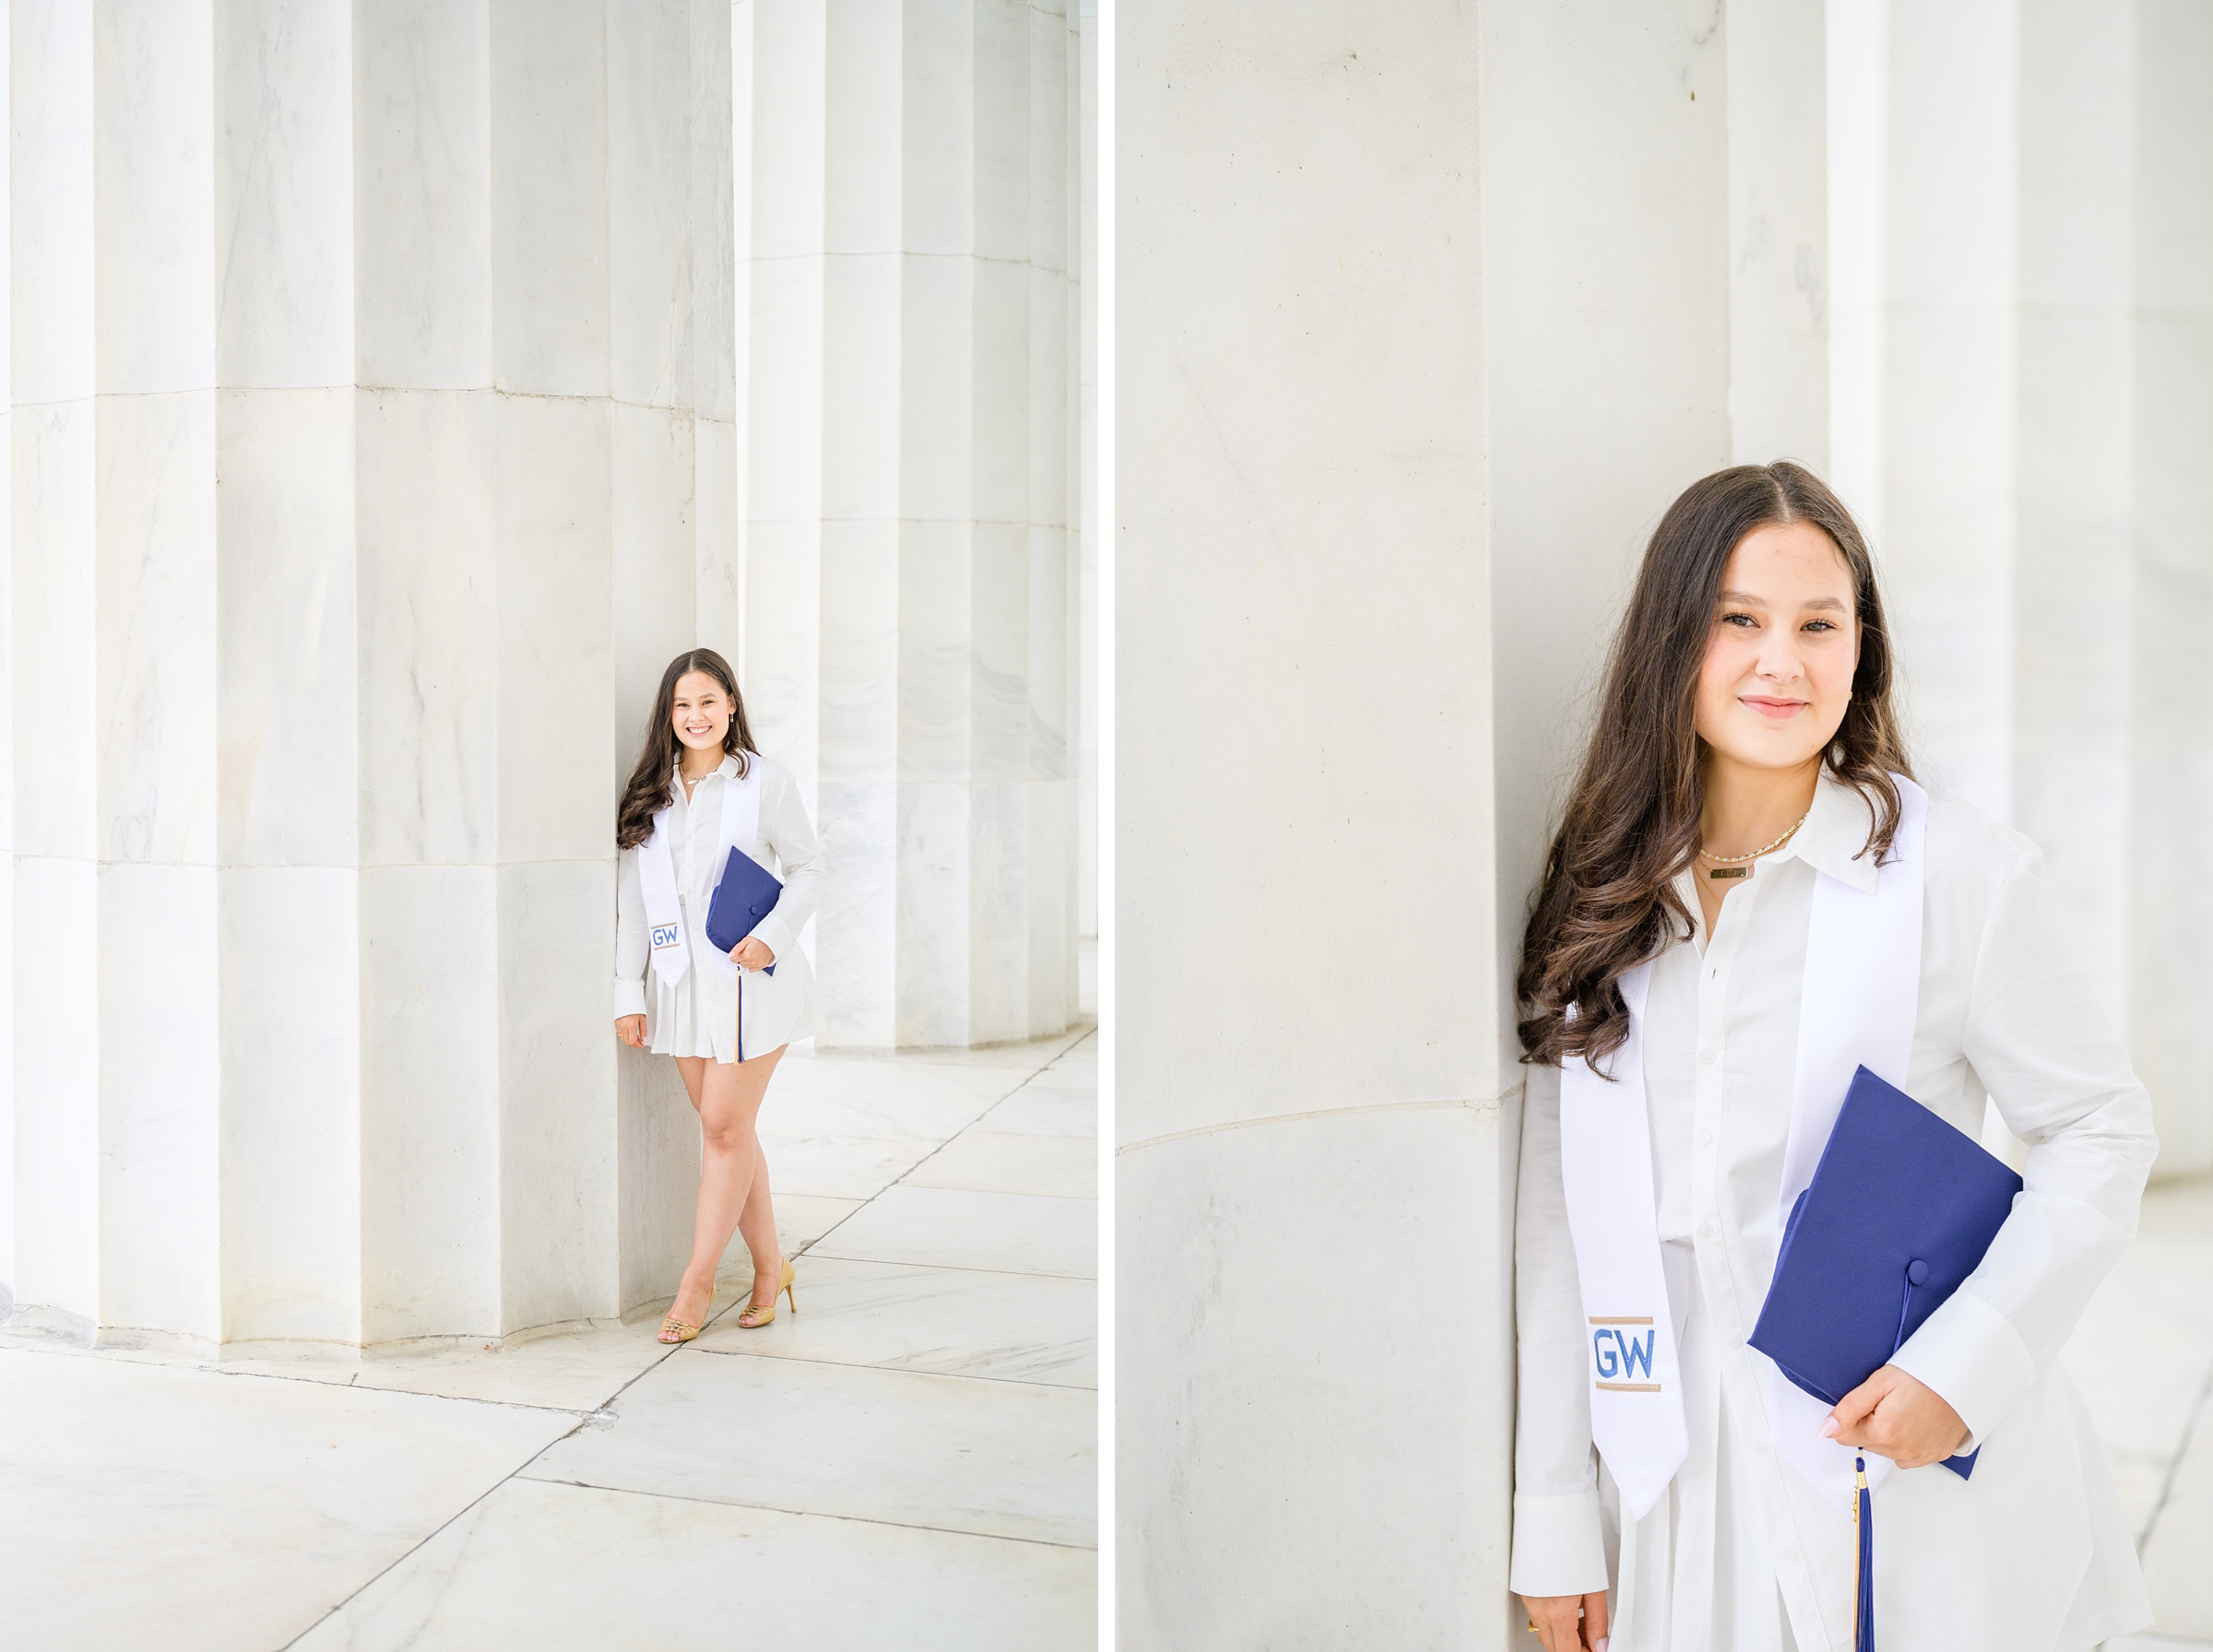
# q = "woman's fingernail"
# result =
<box><xmin>1819</xmin><ymin>1417</ymin><xmax>1840</xmax><ymax>1438</ymax></box>
<box><xmin>1593</xmin><ymin>1640</ymin><xmax>1609</xmax><ymax>1652</ymax></box>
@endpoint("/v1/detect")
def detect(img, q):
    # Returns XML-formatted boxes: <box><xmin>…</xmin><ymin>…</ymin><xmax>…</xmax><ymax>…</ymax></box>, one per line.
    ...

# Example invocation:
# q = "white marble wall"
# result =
<box><xmin>733</xmin><ymin>0</ymin><xmax>1082</xmax><ymax>1050</ymax></box>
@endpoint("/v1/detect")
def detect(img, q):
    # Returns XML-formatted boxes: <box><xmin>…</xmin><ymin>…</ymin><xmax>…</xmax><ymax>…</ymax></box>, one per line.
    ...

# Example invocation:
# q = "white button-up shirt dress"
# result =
<box><xmin>1510</xmin><ymin>773</ymin><xmax>2158</xmax><ymax>1651</ymax></box>
<box><xmin>614</xmin><ymin>752</ymin><xmax>827</xmax><ymax>1063</ymax></box>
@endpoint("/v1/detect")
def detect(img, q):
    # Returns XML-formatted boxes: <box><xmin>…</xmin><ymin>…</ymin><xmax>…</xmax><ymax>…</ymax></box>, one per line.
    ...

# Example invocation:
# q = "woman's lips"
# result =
<box><xmin>1741</xmin><ymin>696</ymin><xmax>1808</xmax><ymax>720</ymax></box>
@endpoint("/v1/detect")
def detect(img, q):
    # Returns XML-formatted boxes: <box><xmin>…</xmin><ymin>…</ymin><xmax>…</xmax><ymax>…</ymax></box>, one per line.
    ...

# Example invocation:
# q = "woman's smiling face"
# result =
<box><xmin>670</xmin><ymin>670</ymin><xmax>733</xmax><ymax>753</ymax></box>
<box><xmin>1693</xmin><ymin>520</ymin><xmax>1860</xmax><ymax>774</ymax></box>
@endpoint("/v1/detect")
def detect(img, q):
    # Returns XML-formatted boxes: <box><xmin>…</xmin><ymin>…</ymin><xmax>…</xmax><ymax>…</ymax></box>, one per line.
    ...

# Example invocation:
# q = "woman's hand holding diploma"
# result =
<box><xmin>731</xmin><ymin>937</ymin><xmax>775</xmax><ymax>972</ymax></box>
<box><xmin>1822</xmin><ymin>1363</ymin><xmax>1970</xmax><ymax>1469</ymax></box>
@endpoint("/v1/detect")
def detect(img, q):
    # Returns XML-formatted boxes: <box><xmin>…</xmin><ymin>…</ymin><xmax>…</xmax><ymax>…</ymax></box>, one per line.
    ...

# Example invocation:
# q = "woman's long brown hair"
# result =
<box><xmin>615</xmin><ymin>649</ymin><xmax>758</xmax><ymax>851</ymax></box>
<box><xmin>1516</xmin><ymin>462</ymin><xmax>1911</xmax><ymax>1071</ymax></box>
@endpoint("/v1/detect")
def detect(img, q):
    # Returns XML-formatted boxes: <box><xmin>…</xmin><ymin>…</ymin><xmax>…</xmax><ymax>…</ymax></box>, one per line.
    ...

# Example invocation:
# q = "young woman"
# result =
<box><xmin>614</xmin><ymin>649</ymin><xmax>826</xmax><ymax>1345</ymax></box>
<box><xmin>1510</xmin><ymin>464</ymin><xmax>2157</xmax><ymax>1652</ymax></box>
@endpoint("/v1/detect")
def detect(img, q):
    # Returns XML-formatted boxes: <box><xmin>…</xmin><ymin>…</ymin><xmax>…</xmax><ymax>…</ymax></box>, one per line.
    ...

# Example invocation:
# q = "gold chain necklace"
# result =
<box><xmin>1698</xmin><ymin>808</ymin><xmax>1810</xmax><ymax>879</ymax></box>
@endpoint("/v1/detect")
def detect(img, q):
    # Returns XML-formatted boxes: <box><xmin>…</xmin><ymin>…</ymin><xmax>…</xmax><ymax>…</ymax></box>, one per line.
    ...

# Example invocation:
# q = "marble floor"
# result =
<box><xmin>2072</xmin><ymin>1177</ymin><xmax>2213</xmax><ymax>1651</ymax></box>
<box><xmin>0</xmin><ymin>1026</ymin><xmax>1098</xmax><ymax>1652</ymax></box>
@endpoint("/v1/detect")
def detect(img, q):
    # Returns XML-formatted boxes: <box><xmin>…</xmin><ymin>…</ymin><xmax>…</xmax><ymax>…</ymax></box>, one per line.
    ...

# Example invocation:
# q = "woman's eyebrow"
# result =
<box><xmin>1719</xmin><ymin>589</ymin><xmax>1849</xmax><ymax>613</ymax></box>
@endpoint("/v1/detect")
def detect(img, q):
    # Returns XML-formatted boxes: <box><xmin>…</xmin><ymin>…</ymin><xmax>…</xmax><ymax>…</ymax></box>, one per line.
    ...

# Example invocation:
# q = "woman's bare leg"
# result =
<box><xmin>664</xmin><ymin>1044</ymin><xmax>786</xmax><ymax>1336</ymax></box>
<box><xmin>734</xmin><ymin>1145</ymin><xmax>780</xmax><ymax>1307</ymax></box>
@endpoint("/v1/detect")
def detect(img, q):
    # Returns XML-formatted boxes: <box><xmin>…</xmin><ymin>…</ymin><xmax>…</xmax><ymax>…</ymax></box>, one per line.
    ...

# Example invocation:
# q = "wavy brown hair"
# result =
<box><xmin>1516</xmin><ymin>462</ymin><xmax>1911</xmax><ymax>1071</ymax></box>
<box><xmin>615</xmin><ymin>649</ymin><xmax>758</xmax><ymax>851</ymax></box>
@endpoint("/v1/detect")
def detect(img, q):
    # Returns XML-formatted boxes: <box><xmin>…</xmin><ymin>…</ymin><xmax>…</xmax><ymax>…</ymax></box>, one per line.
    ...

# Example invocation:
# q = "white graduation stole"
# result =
<box><xmin>1560</xmin><ymin>956</ymin><xmax>1688</xmax><ymax>1519</ymax></box>
<box><xmin>1557</xmin><ymin>774</ymin><xmax>1927</xmax><ymax>1519</ymax></box>
<box><xmin>637</xmin><ymin>756</ymin><xmax>764</xmax><ymax>989</ymax></box>
<box><xmin>1769</xmin><ymin>776</ymin><xmax>1925</xmax><ymax>1508</ymax></box>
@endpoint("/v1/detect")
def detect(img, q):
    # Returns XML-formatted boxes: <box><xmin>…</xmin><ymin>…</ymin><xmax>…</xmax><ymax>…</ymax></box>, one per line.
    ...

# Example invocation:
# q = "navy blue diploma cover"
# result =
<box><xmin>1749</xmin><ymin>1066</ymin><xmax>2022</xmax><ymax>1481</ymax></box>
<box><xmin>704</xmin><ymin>844</ymin><xmax>783</xmax><ymax>975</ymax></box>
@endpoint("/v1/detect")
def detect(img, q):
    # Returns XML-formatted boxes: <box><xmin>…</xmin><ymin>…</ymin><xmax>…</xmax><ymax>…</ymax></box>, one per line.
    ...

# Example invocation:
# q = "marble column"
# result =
<box><xmin>1075</xmin><ymin>0</ymin><xmax>1096</xmax><ymax>1004</ymax></box>
<box><xmin>1116</xmin><ymin>0</ymin><xmax>1495</xmax><ymax>1605</ymax></box>
<box><xmin>735</xmin><ymin>0</ymin><xmax>1080</xmax><ymax>1050</ymax></box>
<box><xmin>3</xmin><ymin>0</ymin><xmax>737</xmax><ymax>1347</ymax></box>
<box><xmin>2123</xmin><ymin>0</ymin><xmax>2213</xmax><ymax>1176</ymax></box>
<box><xmin>9</xmin><ymin>0</ymin><xmax>231</xmax><ymax>1346</ymax></box>
<box><xmin>1836</xmin><ymin>0</ymin><xmax>2213</xmax><ymax>1175</ymax></box>
<box><xmin>1727</xmin><ymin>0</ymin><xmax>1831</xmax><ymax>467</ymax></box>
<box><xmin>1117</xmin><ymin>1</ymin><xmax>1771</xmax><ymax>1642</ymax></box>
<box><xmin>1878</xmin><ymin>0</ymin><xmax>2022</xmax><ymax>823</ymax></box>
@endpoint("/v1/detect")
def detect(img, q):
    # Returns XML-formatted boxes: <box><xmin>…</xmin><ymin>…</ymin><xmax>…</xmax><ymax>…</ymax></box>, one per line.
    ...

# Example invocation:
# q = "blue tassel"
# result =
<box><xmin>1852</xmin><ymin>1453</ymin><xmax>1875</xmax><ymax>1651</ymax></box>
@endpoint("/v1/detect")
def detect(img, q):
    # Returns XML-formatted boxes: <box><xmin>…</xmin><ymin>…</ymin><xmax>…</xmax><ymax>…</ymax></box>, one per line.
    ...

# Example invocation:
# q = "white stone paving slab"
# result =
<box><xmin>692</xmin><ymin>1256</ymin><xmax>1095</xmax><ymax>1387</ymax></box>
<box><xmin>0</xmin><ymin>1346</ymin><xmax>574</xmax><ymax>1651</ymax></box>
<box><xmin>230</xmin><ymin>1322</ymin><xmax>668</xmax><ymax>1415</ymax></box>
<box><xmin>974</xmin><ymin>1084</ymin><xmax>1097</xmax><ymax>1139</ymax></box>
<box><xmin>0</xmin><ymin>1024</ymin><xmax>1096</xmax><ymax>1650</ymax></box>
<box><xmin>288</xmin><ymin>1477</ymin><xmax>1094</xmax><ymax>1652</ymax></box>
<box><xmin>753</xmin><ymin>1127</ymin><xmax>944</xmax><ymax>1199</ymax></box>
<box><xmin>0</xmin><ymin>1195</ymin><xmax>871</xmax><ymax>1417</ymax></box>
<box><xmin>787</xmin><ymin>1022</ymin><xmax>1093</xmax><ymax>1073</ymax></box>
<box><xmin>1024</xmin><ymin>1060</ymin><xmax>1099</xmax><ymax>1092</ymax></box>
<box><xmin>527</xmin><ymin>1349</ymin><xmax>1095</xmax><ymax>1547</ymax></box>
<box><xmin>2074</xmin><ymin>1179</ymin><xmax>2213</xmax><ymax>1646</ymax></box>
<box><xmin>811</xmin><ymin>1186</ymin><xmax>1097</xmax><ymax>1280</ymax></box>
<box><xmin>2062</xmin><ymin>1214</ymin><xmax>2213</xmax><ymax>1531</ymax></box>
<box><xmin>905</xmin><ymin>1128</ymin><xmax>1097</xmax><ymax>1198</ymax></box>
<box><xmin>771</xmin><ymin>1053</ymin><xmax>1033</xmax><ymax>1139</ymax></box>
<box><xmin>2141</xmin><ymin>1393</ymin><xmax>2213</xmax><ymax>1639</ymax></box>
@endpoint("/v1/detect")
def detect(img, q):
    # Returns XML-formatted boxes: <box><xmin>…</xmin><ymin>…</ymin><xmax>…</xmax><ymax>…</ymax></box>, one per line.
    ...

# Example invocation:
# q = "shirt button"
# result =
<box><xmin>1698</xmin><ymin>1220</ymin><xmax>1715</xmax><ymax>1239</ymax></box>
<box><xmin>1699</xmin><ymin>1130</ymin><xmax>1714</xmax><ymax>1145</ymax></box>
<box><xmin>1753</xmin><ymin>1434</ymin><xmax>1769</xmax><ymax>1457</ymax></box>
<box><xmin>1699</xmin><ymin>1050</ymin><xmax>1717</xmax><ymax>1068</ymax></box>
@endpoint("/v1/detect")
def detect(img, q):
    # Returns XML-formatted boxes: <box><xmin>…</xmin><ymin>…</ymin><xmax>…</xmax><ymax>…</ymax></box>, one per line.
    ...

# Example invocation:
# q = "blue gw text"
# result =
<box><xmin>1592</xmin><ymin>1326</ymin><xmax>1656</xmax><ymax>1382</ymax></box>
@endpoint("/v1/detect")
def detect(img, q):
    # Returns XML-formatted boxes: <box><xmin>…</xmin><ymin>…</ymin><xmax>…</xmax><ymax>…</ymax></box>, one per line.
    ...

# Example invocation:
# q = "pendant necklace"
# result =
<box><xmin>1698</xmin><ymin>808</ymin><xmax>1810</xmax><ymax>881</ymax></box>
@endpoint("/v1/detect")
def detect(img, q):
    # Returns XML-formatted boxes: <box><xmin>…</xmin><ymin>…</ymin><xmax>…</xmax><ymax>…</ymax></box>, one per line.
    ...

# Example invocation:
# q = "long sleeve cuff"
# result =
<box><xmin>748</xmin><ymin>912</ymin><xmax>796</xmax><ymax>967</ymax></box>
<box><xmin>615</xmin><ymin>977</ymin><xmax>647</xmax><ymax>1020</ymax></box>
<box><xmin>1888</xmin><ymin>1288</ymin><xmax>2038</xmax><ymax>1450</ymax></box>
<box><xmin>1508</xmin><ymin>1489</ymin><xmax>1610</xmax><ymax>1599</ymax></box>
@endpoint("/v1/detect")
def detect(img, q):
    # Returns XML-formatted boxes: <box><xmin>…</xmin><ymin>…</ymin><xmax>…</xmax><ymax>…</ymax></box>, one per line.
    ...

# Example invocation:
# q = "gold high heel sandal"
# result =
<box><xmin>658</xmin><ymin>1283</ymin><xmax>716</xmax><ymax>1344</ymax></box>
<box><xmin>737</xmin><ymin>1260</ymin><xmax>796</xmax><ymax>1328</ymax></box>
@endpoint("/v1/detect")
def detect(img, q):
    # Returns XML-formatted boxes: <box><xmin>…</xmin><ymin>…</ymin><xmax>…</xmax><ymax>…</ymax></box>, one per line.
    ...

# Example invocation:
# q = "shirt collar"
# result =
<box><xmin>1764</xmin><ymin>768</ymin><xmax>1883</xmax><ymax>893</ymax></box>
<box><xmin>670</xmin><ymin>752</ymin><xmax>740</xmax><ymax>794</ymax></box>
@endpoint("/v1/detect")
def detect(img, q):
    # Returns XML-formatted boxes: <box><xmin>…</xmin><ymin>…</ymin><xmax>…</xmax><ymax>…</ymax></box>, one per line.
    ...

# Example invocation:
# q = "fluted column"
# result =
<box><xmin>9</xmin><ymin>0</ymin><xmax>234</xmax><ymax>1343</ymax></box>
<box><xmin>1838</xmin><ymin>0</ymin><xmax>2213</xmax><ymax>1175</ymax></box>
<box><xmin>3</xmin><ymin>0</ymin><xmax>736</xmax><ymax>1347</ymax></box>
<box><xmin>1726</xmin><ymin>0</ymin><xmax>1830</xmax><ymax>466</ymax></box>
<box><xmin>737</xmin><ymin>0</ymin><xmax>1079</xmax><ymax>1049</ymax></box>
<box><xmin>2123</xmin><ymin>1</ymin><xmax>2213</xmax><ymax>1175</ymax></box>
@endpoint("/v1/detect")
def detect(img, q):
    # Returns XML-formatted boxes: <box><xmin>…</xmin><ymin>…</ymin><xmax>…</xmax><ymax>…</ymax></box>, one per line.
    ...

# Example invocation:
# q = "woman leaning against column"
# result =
<box><xmin>1509</xmin><ymin>463</ymin><xmax>2156</xmax><ymax>1652</ymax></box>
<box><xmin>613</xmin><ymin>648</ymin><xmax>827</xmax><ymax>1344</ymax></box>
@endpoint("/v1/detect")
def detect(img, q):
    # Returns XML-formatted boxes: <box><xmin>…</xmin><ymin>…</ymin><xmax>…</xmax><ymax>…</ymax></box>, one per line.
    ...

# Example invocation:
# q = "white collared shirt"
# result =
<box><xmin>1511</xmin><ymin>772</ymin><xmax>2157</xmax><ymax>1649</ymax></box>
<box><xmin>613</xmin><ymin>750</ymin><xmax>827</xmax><ymax>1061</ymax></box>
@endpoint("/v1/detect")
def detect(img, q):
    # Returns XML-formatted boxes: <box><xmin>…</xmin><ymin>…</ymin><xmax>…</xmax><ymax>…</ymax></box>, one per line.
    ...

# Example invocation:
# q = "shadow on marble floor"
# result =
<box><xmin>0</xmin><ymin>1023</ymin><xmax>1097</xmax><ymax>1652</ymax></box>
<box><xmin>2071</xmin><ymin>1176</ymin><xmax>2213</xmax><ymax>1651</ymax></box>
